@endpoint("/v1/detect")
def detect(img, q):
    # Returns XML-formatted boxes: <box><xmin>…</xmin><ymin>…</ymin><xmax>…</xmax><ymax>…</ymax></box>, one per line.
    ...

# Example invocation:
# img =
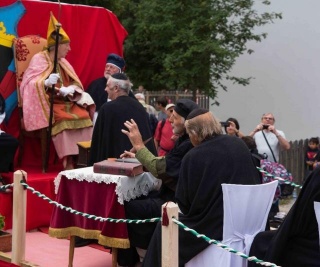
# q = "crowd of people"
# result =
<box><xmin>1</xmin><ymin>11</ymin><xmax>320</xmax><ymax>267</ymax></box>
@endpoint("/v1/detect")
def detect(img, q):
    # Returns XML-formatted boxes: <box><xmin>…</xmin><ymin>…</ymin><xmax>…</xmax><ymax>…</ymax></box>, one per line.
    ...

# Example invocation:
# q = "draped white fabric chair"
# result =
<box><xmin>314</xmin><ymin>201</ymin><xmax>320</xmax><ymax>248</ymax></box>
<box><xmin>186</xmin><ymin>180</ymin><xmax>278</xmax><ymax>267</ymax></box>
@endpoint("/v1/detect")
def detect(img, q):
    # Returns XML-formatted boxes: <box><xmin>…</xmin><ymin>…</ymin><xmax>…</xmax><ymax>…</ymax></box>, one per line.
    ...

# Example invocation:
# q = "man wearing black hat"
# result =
<box><xmin>117</xmin><ymin>99</ymin><xmax>199</xmax><ymax>266</ymax></box>
<box><xmin>89</xmin><ymin>73</ymin><xmax>156</xmax><ymax>165</ymax></box>
<box><xmin>87</xmin><ymin>53</ymin><xmax>134</xmax><ymax>123</ymax></box>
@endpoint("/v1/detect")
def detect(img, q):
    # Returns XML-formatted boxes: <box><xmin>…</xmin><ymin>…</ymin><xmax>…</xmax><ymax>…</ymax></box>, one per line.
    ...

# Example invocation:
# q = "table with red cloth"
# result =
<box><xmin>48</xmin><ymin>167</ymin><xmax>162</xmax><ymax>248</ymax></box>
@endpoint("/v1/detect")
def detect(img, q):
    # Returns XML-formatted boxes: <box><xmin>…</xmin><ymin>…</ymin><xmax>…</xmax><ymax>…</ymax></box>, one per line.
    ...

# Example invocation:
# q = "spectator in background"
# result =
<box><xmin>155</xmin><ymin>96</ymin><xmax>168</xmax><ymax>121</ymax></box>
<box><xmin>135</xmin><ymin>93</ymin><xmax>157</xmax><ymax>116</ymax></box>
<box><xmin>154</xmin><ymin>103</ymin><xmax>179</xmax><ymax>156</ymax></box>
<box><xmin>241</xmin><ymin>135</ymin><xmax>267</xmax><ymax>184</ymax></box>
<box><xmin>223</xmin><ymin>117</ymin><xmax>244</xmax><ymax>138</ymax></box>
<box><xmin>249</xmin><ymin>113</ymin><xmax>290</xmax><ymax>162</ymax></box>
<box><xmin>135</xmin><ymin>93</ymin><xmax>158</xmax><ymax>136</ymax></box>
<box><xmin>305</xmin><ymin>137</ymin><xmax>320</xmax><ymax>179</ymax></box>
<box><xmin>249</xmin><ymin>113</ymin><xmax>290</xmax><ymax>217</ymax></box>
<box><xmin>137</xmin><ymin>85</ymin><xmax>146</xmax><ymax>95</ymax></box>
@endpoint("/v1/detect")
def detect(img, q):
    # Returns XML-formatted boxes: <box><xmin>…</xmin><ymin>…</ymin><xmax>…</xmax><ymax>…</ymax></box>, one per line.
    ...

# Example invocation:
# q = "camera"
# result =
<box><xmin>220</xmin><ymin>121</ymin><xmax>230</xmax><ymax>127</ymax></box>
<box><xmin>262</xmin><ymin>124</ymin><xmax>269</xmax><ymax>130</ymax></box>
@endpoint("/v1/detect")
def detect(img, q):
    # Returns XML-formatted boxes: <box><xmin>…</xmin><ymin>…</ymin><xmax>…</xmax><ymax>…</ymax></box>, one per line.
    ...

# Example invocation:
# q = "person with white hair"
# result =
<box><xmin>89</xmin><ymin>73</ymin><xmax>156</xmax><ymax>165</ymax></box>
<box><xmin>134</xmin><ymin>93</ymin><xmax>157</xmax><ymax>116</ymax></box>
<box><xmin>86</xmin><ymin>53</ymin><xmax>135</xmax><ymax>124</ymax></box>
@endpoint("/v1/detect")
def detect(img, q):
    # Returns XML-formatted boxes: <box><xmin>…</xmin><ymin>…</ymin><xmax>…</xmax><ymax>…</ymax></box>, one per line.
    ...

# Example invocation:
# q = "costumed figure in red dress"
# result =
<box><xmin>20</xmin><ymin>12</ymin><xmax>95</xmax><ymax>170</ymax></box>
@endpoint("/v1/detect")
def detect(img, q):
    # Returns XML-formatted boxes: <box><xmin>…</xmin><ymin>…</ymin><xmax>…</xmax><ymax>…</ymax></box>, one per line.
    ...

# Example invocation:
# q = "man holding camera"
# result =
<box><xmin>249</xmin><ymin>113</ymin><xmax>290</xmax><ymax>162</ymax></box>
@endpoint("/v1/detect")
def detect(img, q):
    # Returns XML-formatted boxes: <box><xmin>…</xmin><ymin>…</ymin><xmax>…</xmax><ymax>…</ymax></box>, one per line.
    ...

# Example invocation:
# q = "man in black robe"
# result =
<box><xmin>86</xmin><ymin>53</ymin><xmax>125</xmax><ymax>113</ymax></box>
<box><xmin>86</xmin><ymin>53</ymin><xmax>136</xmax><ymax>124</ymax></box>
<box><xmin>89</xmin><ymin>73</ymin><xmax>156</xmax><ymax>165</ymax></box>
<box><xmin>142</xmin><ymin>109</ymin><xmax>261</xmax><ymax>266</ymax></box>
<box><xmin>248</xmin><ymin>167</ymin><xmax>320</xmax><ymax>267</ymax></box>
<box><xmin>117</xmin><ymin>99</ymin><xmax>199</xmax><ymax>266</ymax></box>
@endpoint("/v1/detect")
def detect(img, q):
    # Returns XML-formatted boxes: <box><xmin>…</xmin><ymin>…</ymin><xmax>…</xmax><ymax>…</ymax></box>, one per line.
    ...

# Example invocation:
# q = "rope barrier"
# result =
<box><xmin>18</xmin><ymin>179</ymin><xmax>281</xmax><ymax>267</ymax></box>
<box><xmin>256</xmin><ymin>166</ymin><xmax>303</xmax><ymax>189</ymax></box>
<box><xmin>0</xmin><ymin>167</ymin><xmax>296</xmax><ymax>267</ymax></box>
<box><xmin>0</xmin><ymin>183</ymin><xmax>13</xmax><ymax>191</ymax></box>
<box><xmin>172</xmin><ymin>218</ymin><xmax>280</xmax><ymax>267</ymax></box>
<box><xmin>19</xmin><ymin>180</ymin><xmax>160</xmax><ymax>224</ymax></box>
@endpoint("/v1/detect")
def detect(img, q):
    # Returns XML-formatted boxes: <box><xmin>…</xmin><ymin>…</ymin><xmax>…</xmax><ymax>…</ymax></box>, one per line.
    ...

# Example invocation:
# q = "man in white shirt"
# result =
<box><xmin>249</xmin><ymin>112</ymin><xmax>290</xmax><ymax>162</ymax></box>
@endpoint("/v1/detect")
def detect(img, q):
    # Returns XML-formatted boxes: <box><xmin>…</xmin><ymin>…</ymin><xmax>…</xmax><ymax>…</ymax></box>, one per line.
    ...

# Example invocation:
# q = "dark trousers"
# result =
<box><xmin>0</xmin><ymin>133</ymin><xmax>19</xmax><ymax>172</ymax></box>
<box><xmin>117</xmin><ymin>190</ymin><xmax>173</xmax><ymax>266</ymax></box>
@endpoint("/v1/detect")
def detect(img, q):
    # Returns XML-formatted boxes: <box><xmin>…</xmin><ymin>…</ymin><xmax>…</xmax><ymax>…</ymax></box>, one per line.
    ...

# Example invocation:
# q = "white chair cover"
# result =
<box><xmin>314</xmin><ymin>201</ymin><xmax>320</xmax><ymax>248</ymax></box>
<box><xmin>186</xmin><ymin>181</ymin><xmax>278</xmax><ymax>267</ymax></box>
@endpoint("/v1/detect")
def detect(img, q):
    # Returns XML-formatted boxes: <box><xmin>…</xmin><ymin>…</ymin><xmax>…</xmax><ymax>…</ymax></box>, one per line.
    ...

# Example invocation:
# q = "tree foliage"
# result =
<box><xmin>56</xmin><ymin>0</ymin><xmax>281</xmax><ymax>101</ymax></box>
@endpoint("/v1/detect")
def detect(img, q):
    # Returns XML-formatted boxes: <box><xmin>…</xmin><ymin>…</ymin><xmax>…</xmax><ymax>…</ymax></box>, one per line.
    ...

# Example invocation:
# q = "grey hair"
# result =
<box><xmin>185</xmin><ymin>111</ymin><xmax>222</xmax><ymax>142</ymax></box>
<box><xmin>109</xmin><ymin>76</ymin><xmax>132</xmax><ymax>94</ymax></box>
<box><xmin>261</xmin><ymin>112</ymin><xmax>275</xmax><ymax>122</ymax></box>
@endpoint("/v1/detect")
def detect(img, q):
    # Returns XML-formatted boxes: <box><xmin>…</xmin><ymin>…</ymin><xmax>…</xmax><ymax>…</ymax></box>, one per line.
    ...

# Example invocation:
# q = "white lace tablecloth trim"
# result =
<box><xmin>54</xmin><ymin>167</ymin><xmax>162</xmax><ymax>205</ymax></box>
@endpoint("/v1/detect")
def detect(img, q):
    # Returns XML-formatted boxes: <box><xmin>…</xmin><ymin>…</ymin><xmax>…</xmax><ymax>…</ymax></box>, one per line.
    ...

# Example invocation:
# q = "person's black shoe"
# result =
<box><xmin>74</xmin><ymin>236</ymin><xmax>95</xmax><ymax>247</ymax></box>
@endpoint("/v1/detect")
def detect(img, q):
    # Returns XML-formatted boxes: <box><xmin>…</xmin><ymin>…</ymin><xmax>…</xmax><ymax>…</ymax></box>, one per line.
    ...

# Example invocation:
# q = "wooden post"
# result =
<box><xmin>161</xmin><ymin>202</ymin><xmax>178</xmax><ymax>267</ymax></box>
<box><xmin>11</xmin><ymin>170</ymin><xmax>27</xmax><ymax>265</ymax></box>
<box><xmin>68</xmin><ymin>236</ymin><xmax>75</xmax><ymax>267</ymax></box>
<box><xmin>112</xmin><ymin>248</ymin><xmax>118</xmax><ymax>267</ymax></box>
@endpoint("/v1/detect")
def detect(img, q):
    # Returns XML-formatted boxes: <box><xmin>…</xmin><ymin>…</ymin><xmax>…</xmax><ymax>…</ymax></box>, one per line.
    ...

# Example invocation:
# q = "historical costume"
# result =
<box><xmin>19</xmin><ymin>13</ymin><xmax>95</xmax><ymax>162</ymax></box>
<box><xmin>248</xmin><ymin>167</ymin><xmax>320</xmax><ymax>267</ymax></box>
<box><xmin>117</xmin><ymin>99</ymin><xmax>198</xmax><ymax>266</ymax></box>
<box><xmin>86</xmin><ymin>53</ymin><xmax>134</xmax><ymax>125</ymax></box>
<box><xmin>86</xmin><ymin>76</ymin><xmax>109</xmax><ymax>112</ymax></box>
<box><xmin>143</xmin><ymin>130</ymin><xmax>261</xmax><ymax>266</ymax></box>
<box><xmin>89</xmin><ymin>78</ymin><xmax>156</xmax><ymax>165</ymax></box>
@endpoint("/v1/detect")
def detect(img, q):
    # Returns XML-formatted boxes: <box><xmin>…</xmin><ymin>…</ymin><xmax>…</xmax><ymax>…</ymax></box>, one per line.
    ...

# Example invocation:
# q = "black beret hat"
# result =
<box><xmin>186</xmin><ymin>108</ymin><xmax>209</xmax><ymax>120</ymax></box>
<box><xmin>174</xmin><ymin>99</ymin><xmax>199</xmax><ymax>119</ymax></box>
<box><xmin>111</xmin><ymin>73</ymin><xmax>129</xmax><ymax>80</ymax></box>
<box><xmin>106</xmin><ymin>53</ymin><xmax>125</xmax><ymax>70</ymax></box>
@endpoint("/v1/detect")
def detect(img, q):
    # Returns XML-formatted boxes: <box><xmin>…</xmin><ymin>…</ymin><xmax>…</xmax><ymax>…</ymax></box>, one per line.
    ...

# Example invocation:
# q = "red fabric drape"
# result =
<box><xmin>0</xmin><ymin>0</ymin><xmax>128</xmax><ymax>231</ymax></box>
<box><xmin>0</xmin><ymin>261</ymin><xmax>19</xmax><ymax>267</ymax></box>
<box><xmin>0</xmin><ymin>169</ymin><xmax>57</xmax><ymax>231</ymax></box>
<box><xmin>0</xmin><ymin>0</ymin><xmax>127</xmax><ymax>167</ymax></box>
<box><xmin>17</xmin><ymin>0</ymin><xmax>128</xmax><ymax>89</ymax></box>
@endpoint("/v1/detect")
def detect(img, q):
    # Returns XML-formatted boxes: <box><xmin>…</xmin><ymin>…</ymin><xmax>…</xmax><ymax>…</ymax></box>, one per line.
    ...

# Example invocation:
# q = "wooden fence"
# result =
<box><xmin>134</xmin><ymin>90</ymin><xmax>210</xmax><ymax>110</ymax></box>
<box><xmin>279</xmin><ymin>138</ymin><xmax>310</xmax><ymax>187</ymax></box>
